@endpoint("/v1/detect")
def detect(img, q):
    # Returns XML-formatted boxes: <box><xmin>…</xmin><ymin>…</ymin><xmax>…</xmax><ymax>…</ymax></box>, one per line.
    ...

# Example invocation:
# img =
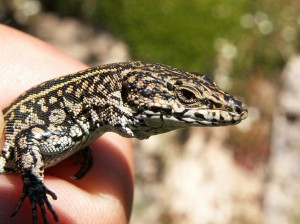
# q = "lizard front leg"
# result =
<box><xmin>10</xmin><ymin>126</ymin><xmax>59</xmax><ymax>224</ymax></box>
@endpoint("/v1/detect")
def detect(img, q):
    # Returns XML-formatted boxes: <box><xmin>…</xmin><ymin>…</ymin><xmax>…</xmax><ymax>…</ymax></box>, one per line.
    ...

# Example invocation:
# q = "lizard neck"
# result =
<box><xmin>63</xmin><ymin>62</ymin><xmax>137</xmax><ymax>139</ymax></box>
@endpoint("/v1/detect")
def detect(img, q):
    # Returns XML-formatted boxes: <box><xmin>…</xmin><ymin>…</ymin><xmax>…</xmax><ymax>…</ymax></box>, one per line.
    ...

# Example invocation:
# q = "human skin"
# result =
<box><xmin>0</xmin><ymin>24</ymin><xmax>134</xmax><ymax>224</ymax></box>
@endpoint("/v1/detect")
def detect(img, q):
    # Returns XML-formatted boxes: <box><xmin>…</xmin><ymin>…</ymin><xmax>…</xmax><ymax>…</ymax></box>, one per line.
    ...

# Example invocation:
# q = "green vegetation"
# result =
<box><xmin>41</xmin><ymin>0</ymin><xmax>300</xmax><ymax>83</ymax></box>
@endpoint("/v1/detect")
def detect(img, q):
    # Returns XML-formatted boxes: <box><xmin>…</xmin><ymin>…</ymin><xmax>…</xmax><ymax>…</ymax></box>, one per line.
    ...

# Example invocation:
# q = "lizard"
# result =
<box><xmin>0</xmin><ymin>61</ymin><xmax>248</xmax><ymax>223</ymax></box>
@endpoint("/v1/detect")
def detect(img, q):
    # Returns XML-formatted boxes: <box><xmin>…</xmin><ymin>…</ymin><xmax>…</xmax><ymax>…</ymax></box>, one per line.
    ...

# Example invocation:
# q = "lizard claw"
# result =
<box><xmin>11</xmin><ymin>180</ymin><xmax>58</xmax><ymax>224</ymax></box>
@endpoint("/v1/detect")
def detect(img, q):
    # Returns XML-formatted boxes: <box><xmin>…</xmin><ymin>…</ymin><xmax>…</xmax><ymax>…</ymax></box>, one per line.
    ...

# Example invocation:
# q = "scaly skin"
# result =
<box><xmin>0</xmin><ymin>61</ymin><xmax>247</xmax><ymax>223</ymax></box>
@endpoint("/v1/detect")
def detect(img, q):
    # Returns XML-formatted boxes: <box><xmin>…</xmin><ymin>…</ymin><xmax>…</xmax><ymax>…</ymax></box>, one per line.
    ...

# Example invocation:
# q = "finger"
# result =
<box><xmin>0</xmin><ymin>24</ymin><xmax>133</xmax><ymax>224</ymax></box>
<box><xmin>0</xmin><ymin>110</ymin><xmax>5</xmax><ymax>150</ymax></box>
<box><xmin>0</xmin><ymin>24</ymin><xmax>86</xmax><ymax>108</ymax></box>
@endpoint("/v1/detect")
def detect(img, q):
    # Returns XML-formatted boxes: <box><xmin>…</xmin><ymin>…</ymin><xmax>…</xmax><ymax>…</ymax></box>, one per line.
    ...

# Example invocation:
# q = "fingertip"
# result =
<box><xmin>97</xmin><ymin>133</ymin><xmax>133</xmax><ymax>170</ymax></box>
<box><xmin>0</xmin><ymin>110</ymin><xmax>5</xmax><ymax>151</ymax></box>
<box><xmin>0</xmin><ymin>24</ymin><xmax>87</xmax><ymax>109</ymax></box>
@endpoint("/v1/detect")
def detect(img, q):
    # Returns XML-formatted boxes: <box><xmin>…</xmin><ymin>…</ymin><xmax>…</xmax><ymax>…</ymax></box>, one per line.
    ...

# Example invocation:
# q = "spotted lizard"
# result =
<box><xmin>0</xmin><ymin>61</ymin><xmax>248</xmax><ymax>223</ymax></box>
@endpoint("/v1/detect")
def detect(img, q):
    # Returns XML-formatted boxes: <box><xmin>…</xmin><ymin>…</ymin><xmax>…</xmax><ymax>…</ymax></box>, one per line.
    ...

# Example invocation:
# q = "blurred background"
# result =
<box><xmin>1</xmin><ymin>0</ymin><xmax>300</xmax><ymax>223</ymax></box>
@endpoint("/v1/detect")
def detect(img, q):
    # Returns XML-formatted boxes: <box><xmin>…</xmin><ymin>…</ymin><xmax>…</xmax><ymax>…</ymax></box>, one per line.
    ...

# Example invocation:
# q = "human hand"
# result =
<box><xmin>0</xmin><ymin>24</ymin><xmax>134</xmax><ymax>224</ymax></box>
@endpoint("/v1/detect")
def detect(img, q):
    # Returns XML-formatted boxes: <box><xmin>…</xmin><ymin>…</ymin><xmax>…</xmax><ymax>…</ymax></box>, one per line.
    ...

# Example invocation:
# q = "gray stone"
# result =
<box><xmin>264</xmin><ymin>56</ymin><xmax>300</xmax><ymax>224</ymax></box>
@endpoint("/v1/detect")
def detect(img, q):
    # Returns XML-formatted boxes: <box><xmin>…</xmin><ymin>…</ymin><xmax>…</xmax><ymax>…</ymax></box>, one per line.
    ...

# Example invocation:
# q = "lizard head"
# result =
<box><xmin>120</xmin><ymin>62</ymin><xmax>248</xmax><ymax>139</ymax></box>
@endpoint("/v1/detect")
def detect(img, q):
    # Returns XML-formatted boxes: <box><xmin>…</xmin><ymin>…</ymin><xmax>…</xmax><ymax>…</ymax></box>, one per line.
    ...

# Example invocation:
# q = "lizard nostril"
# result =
<box><xmin>235</xmin><ymin>106</ymin><xmax>242</xmax><ymax>114</ymax></box>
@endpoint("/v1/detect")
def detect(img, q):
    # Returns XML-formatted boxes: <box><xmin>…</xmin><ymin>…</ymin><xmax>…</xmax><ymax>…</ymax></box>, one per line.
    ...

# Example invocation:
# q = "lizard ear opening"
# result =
<box><xmin>121</xmin><ymin>85</ymin><xmax>129</xmax><ymax>104</ymax></box>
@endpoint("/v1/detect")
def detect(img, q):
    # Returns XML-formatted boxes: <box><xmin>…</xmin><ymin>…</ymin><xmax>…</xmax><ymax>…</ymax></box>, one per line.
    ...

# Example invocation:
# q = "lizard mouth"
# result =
<box><xmin>191</xmin><ymin>108</ymin><xmax>248</xmax><ymax>125</ymax></box>
<box><xmin>137</xmin><ymin>107</ymin><xmax>248</xmax><ymax>130</ymax></box>
<box><xmin>139</xmin><ymin>97</ymin><xmax>248</xmax><ymax>126</ymax></box>
<box><xmin>164</xmin><ymin>109</ymin><xmax>247</xmax><ymax>127</ymax></box>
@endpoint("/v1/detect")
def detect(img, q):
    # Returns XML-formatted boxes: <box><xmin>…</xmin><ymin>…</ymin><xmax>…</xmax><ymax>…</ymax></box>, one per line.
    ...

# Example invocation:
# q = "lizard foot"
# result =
<box><xmin>11</xmin><ymin>179</ymin><xmax>58</xmax><ymax>224</ymax></box>
<box><xmin>72</xmin><ymin>146</ymin><xmax>93</xmax><ymax>180</ymax></box>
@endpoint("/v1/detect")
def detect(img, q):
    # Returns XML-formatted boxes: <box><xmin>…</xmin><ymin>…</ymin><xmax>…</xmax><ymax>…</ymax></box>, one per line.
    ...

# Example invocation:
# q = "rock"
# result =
<box><xmin>27</xmin><ymin>13</ymin><xmax>130</xmax><ymax>65</ymax></box>
<box><xmin>264</xmin><ymin>56</ymin><xmax>300</xmax><ymax>224</ymax></box>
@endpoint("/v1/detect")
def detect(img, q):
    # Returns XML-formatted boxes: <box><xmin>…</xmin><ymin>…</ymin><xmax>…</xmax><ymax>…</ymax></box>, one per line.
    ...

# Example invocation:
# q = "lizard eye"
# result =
<box><xmin>177</xmin><ymin>87</ymin><xmax>197</xmax><ymax>104</ymax></box>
